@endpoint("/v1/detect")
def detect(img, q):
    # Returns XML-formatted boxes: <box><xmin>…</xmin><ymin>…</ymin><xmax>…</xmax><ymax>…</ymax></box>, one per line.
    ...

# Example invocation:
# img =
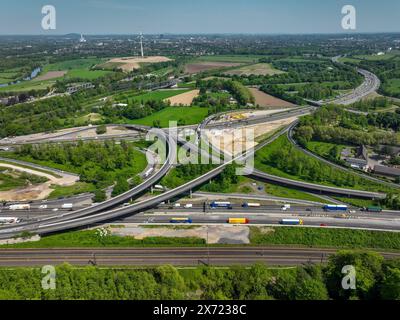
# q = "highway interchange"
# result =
<box><xmin>0</xmin><ymin>61</ymin><xmax>399</xmax><ymax>266</ymax></box>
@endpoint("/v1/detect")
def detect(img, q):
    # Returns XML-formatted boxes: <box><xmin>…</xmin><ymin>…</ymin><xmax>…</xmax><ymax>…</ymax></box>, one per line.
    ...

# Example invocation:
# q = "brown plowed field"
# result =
<box><xmin>249</xmin><ymin>88</ymin><xmax>295</xmax><ymax>108</ymax></box>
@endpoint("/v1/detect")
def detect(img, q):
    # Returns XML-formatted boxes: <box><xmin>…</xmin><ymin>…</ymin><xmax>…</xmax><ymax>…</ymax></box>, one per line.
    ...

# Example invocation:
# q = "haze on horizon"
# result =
<box><xmin>0</xmin><ymin>0</ymin><xmax>399</xmax><ymax>35</ymax></box>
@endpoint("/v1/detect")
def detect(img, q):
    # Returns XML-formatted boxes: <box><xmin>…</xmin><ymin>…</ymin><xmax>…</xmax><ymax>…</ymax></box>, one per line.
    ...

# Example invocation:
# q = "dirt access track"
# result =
<box><xmin>0</xmin><ymin>162</ymin><xmax>78</xmax><ymax>201</ymax></box>
<box><xmin>106</xmin><ymin>56</ymin><xmax>172</xmax><ymax>72</ymax></box>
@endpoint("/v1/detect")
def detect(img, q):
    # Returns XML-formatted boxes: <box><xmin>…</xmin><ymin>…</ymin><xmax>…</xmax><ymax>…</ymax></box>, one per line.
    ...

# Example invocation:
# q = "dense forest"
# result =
<box><xmin>13</xmin><ymin>140</ymin><xmax>144</xmax><ymax>196</ymax></box>
<box><xmin>0</xmin><ymin>251</ymin><xmax>397</xmax><ymax>300</ymax></box>
<box><xmin>162</xmin><ymin>163</ymin><xmax>239</xmax><ymax>193</ymax></box>
<box><xmin>295</xmin><ymin>102</ymin><xmax>400</xmax><ymax>147</ymax></box>
<box><xmin>196</xmin><ymin>78</ymin><xmax>255</xmax><ymax>106</ymax></box>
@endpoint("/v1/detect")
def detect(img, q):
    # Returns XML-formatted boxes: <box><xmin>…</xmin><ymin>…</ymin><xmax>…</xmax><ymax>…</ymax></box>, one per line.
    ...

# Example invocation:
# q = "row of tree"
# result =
<box><xmin>0</xmin><ymin>251</ymin><xmax>397</xmax><ymax>300</ymax></box>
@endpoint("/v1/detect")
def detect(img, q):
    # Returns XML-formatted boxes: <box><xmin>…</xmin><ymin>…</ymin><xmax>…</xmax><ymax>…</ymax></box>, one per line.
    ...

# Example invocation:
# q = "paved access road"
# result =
<box><xmin>0</xmin><ymin>247</ymin><xmax>398</xmax><ymax>267</ymax></box>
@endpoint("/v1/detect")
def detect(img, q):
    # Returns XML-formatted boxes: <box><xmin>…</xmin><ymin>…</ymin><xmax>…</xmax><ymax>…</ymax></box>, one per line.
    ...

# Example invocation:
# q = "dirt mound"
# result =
<box><xmin>106</xmin><ymin>56</ymin><xmax>172</xmax><ymax>72</ymax></box>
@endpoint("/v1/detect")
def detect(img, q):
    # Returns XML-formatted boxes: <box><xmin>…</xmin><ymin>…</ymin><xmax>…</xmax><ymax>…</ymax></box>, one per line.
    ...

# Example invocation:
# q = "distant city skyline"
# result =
<box><xmin>1</xmin><ymin>0</ymin><xmax>400</xmax><ymax>35</ymax></box>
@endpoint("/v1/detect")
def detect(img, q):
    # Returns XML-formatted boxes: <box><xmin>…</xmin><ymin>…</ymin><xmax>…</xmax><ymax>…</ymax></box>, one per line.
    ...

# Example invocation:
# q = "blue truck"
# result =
<box><xmin>210</xmin><ymin>201</ymin><xmax>233</xmax><ymax>209</ymax></box>
<box><xmin>323</xmin><ymin>205</ymin><xmax>348</xmax><ymax>211</ymax></box>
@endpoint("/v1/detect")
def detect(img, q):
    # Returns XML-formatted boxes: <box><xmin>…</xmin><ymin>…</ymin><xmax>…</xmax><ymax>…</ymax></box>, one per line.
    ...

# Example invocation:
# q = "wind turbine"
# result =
<box><xmin>139</xmin><ymin>32</ymin><xmax>144</xmax><ymax>58</ymax></box>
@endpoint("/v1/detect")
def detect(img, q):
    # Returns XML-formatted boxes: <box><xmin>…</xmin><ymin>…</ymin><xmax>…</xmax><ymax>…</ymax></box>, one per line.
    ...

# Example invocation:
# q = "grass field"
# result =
<box><xmin>48</xmin><ymin>182</ymin><xmax>96</xmax><ymax>199</ymax></box>
<box><xmin>338</xmin><ymin>57</ymin><xmax>362</xmax><ymax>64</ymax></box>
<box><xmin>306</xmin><ymin>141</ymin><xmax>347</xmax><ymax>159</ymax></box>
<box><xmin>354</xmin><ymin>53</ymin><xmax>398</xmax><ymax>61</ymax></box>
<box><xmin>41</xmin><ymin>58</ymin><xmax>112</xmax><ymax>80</ymax></box>
<box><xmin>385</xmin><ymin>78</ymin><xmax>400</xmax><ymax>95</ymax></box>
<box><xmin>262</xmin><ymin>183</ymin><xmax>327</xmax><ymax>203</ymax></box>
<box><xmin>2</xmin><ymin>229</ymin><xmax>205</xmax><ymax>248</ymax></box>
<box><xmin>250</xmin><ymin>226</ymin><xmax>400</xmax><ymax>250</ymax></box>
<box><xmin>0</xmin><ymin>79</ymin><xmax>54</xmax><ymax>92</ymax></box>
<box><xmin>0</xmin><ymin>58</ymin><xmax>113</xmax><ymax>92</ymax></box>
<box><xmin>127</xmin><ymin>106</ymin><xmax>209</xmax><ymax>127</ymax></box>
<box><xmin>332</xmin><ymin>196</ymin><xmax>377</xmax><ymax>208</ymax></box>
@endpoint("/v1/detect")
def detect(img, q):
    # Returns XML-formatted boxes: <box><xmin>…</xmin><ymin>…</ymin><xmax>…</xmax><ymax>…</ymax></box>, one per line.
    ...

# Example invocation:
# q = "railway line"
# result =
<box><xmin>0</xmin><ymin>247</ymin><xmax>398</xmax><ymax>267</ymax></box>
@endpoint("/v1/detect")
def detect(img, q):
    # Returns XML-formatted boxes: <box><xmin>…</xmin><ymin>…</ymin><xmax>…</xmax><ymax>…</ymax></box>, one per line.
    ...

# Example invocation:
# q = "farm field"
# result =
<box><xmin>165</xmin><ymin>89</ymin><xmax>200</xmax><ymax>106</ymax></box>
<box><xmin>249</xmin><ymin>87</ymin><xmax>295</xmax><ymax>108</ymax></box>
<box><xmin>40</xmin><ymin>58</ymin><xmax>112</xmax><ymax>80</ymax></box>
<box><xmin>34</xmin><ymin>71</ymin><xmax>67</xmax><ymax>81</ymax></box>
<box><xmin>184</xmin><ymin>61</ymin><xmax>242</xmax><ymax>74</ymax></box>
<box><xmin>224</xmin><ymin>63</ymin><xmax>285</xmax><ymax>76</ymax></box>
<box><xmin>117</xmin><ymin>89</ymin><xmax>190</xmax><ymax>104</ymax></box>
<box><xmin>128</xmin><ymin>106</ymin><xmax>208</xmax><ymax>127</ymax></box>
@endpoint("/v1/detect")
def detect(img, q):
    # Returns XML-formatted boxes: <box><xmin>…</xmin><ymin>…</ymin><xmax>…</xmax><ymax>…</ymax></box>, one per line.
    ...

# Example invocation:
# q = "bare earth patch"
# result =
<box><xmin>165</xmin><ymin>89</ymin><xmax>200</xmax><ymax>106</ymax></box>
<box><xmin>34</xmin><ymin>71</ymin><xmax>67</xmax><ymax>81</ymax></box>
<box><xmin>212</xmin><ymin>109</ymin><xmax>291</xmax><ymax>124</ymax></box>
<box><xmin>106</xmin><ymin>56</ymin><xmax>172</xmax><ymax>72</ymax></box>
<box><xmin>0</xmin><ymin>163</ymin><xmax>78</xmax><ymax>201</ymax></box>
<box><xmin>249</xmin><ymin>88</ymin><xmax>295</xmax><ymax>108</ymax></box>
<box><xmin>206</xmin><ymin>116</ymin><xmax>298</xmax><ymax>156</ymax></box>
<box><xmin>185</xmin><ymin>62</ymin><xmax>242</xmax><ymax>74</ymax></box>
<box><xmin>109</xmin><ymin>225</ymin><xmax>250</xmax><ymax>244</ymax></box>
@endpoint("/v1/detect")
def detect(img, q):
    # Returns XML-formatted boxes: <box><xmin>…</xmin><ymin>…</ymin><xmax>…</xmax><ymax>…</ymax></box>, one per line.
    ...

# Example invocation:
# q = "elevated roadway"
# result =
<box><xmin>249</xmin><ymin>169</ymin><xmax>386</xmax><ymax>200</ymax></box>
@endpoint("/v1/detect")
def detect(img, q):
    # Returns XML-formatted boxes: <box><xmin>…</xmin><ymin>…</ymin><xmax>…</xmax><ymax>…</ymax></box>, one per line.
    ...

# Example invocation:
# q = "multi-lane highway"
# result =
<box><xmin>329</xmin><ymin>68</ymin><xmax>381</xmax><ymax>105</ymax></box>
<box><xmin>0</xmin><ymin>247</ymin><xmax>398</xmax><ymax>267</ymax></box>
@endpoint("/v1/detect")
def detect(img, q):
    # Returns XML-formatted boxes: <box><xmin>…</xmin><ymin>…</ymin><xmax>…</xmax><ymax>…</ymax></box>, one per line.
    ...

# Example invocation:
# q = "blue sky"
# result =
<box><xmin>1</xmin><ymin>0</ymin><xmax>400</xmax><ymax>35</ymax></box>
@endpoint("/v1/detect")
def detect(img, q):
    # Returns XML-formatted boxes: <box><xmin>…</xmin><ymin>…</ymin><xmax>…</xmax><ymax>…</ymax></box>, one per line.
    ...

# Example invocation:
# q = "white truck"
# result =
<box><xmin>0</xmin><ymin>217</ymin><xmax>21</xmax><ymax>224</ymax></box>
<box><xmin>281</xmin><ymin>204</ymin><xmax>291</xmax><ymax>211</ymax></box>
<box><xmin>61</xmin><ymin>203</ymin><xmax>73</xmax><ymax>210</ymax></box>
<box><xmin>9</xmin><ymin>204</ymin><xmax>30</xmax><ymax>211</ymax></box>
<box><xmin>242</xmin><ymin>202</ymin><xmax>261</xmax><ymax>208</ymax></box>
